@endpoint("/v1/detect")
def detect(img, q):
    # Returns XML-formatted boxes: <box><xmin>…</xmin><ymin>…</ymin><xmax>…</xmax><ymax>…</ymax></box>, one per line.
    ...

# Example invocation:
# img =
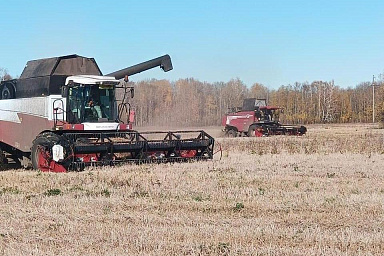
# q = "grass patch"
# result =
<box><xmin>44</xmin><ymin>188</ymin><xmax>61</xmax><ymax>196</ymax></box>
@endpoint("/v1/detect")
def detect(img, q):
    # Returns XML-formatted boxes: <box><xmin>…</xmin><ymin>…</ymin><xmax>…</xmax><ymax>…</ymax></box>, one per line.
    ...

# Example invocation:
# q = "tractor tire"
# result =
<box><xmin>0</xmin><ymin>83</ymin><xmax>16</xmax><ymax>100</ymax></box>
<box><xmin>31</xmin><ymin>132</ymin><xmax>71</xmax><ymax>172</ymax></box>
<box><xmin>0</xmin><ymin>149</ymin><xmax>8</xmax><ymax>171</ymax></box>
<box><xmin>227</xmin><ymin>129</ymin><xmax>237</xmax><ymax>137</ymax></box>
<box><xmin>298</xmin><ymin>126</ymin><xmax>307</xmax><ymax>135</ymax></box>
<box><xmin>248</xmin><ymin>125</ymin><xmax>263</xmax><ymax>137</ymax></box>
<box><xmin>248</xmin><ymin>125</ymin><xmax>256</xmax><ymax>137</ymax></box>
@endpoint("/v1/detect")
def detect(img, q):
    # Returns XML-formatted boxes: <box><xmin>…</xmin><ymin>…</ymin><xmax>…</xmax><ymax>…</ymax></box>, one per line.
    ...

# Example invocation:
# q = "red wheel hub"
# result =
<box><xmin>37</xmin><ymin>146</ymin><xmax>67</xmax><ymax>173</ymax></box>
<box><xmin>255</xmin><ymin>128</ymin><xmax>263</xmax><ymax>137</ymax></box>
<box><xmin>179</xmin><ymin>150</ymin><xmax>197</xmax><ymax>158</ymax></box>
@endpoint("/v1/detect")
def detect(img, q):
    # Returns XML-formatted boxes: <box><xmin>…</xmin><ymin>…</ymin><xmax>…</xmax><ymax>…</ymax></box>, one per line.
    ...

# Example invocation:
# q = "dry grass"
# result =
<box><xmin>1</xmin><ymin>124</ymin><xmax>384</xmax><ymax>255</ymax></box>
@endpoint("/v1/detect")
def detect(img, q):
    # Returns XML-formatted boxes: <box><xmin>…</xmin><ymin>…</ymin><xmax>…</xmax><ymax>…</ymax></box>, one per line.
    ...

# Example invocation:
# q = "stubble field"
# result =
<box><xmin>0</xmin><ymin>124</ymin><xmax>384</xmax><ymax>255</ymax></box>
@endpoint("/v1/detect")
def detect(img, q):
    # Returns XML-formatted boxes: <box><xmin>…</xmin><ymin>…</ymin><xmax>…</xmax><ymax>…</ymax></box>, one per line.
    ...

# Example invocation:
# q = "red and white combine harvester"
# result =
<box><xmin>0</xmin><ymin>54</ymin><xmax>214</xmax><ymax>172</ymax></box>
<box><xmin>222</xmin><ymin>98</ymin><xmax>307</xmax><ymax>137</ymax></box>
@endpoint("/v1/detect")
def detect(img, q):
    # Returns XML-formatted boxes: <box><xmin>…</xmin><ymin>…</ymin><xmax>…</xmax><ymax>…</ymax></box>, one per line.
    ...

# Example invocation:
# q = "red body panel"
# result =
<box><xmin>222</xmin><ymin>111</ymin><xmax>255</xmax><ymax>132</ymax></box>
<box><xmin>37</xmin><ymin>147</ymin><xmax>67</xmax><ymax>173</ymax></box>
<box><xmin>129</xmin><ymin>110</ymin><xmax>135</xmax><ymax>123</ymax></box>
<box><xmin>0</xmin><ymin>114</ymin><xmax>53</xmax><ymax>152</ymax></box>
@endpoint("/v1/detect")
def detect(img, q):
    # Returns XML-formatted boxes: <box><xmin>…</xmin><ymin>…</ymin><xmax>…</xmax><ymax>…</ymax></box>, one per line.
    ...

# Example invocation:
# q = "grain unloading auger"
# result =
<box><xmin>0</xmin><ymin>54</ymin><xmax>214</xmax><ymax>172</ymax></box>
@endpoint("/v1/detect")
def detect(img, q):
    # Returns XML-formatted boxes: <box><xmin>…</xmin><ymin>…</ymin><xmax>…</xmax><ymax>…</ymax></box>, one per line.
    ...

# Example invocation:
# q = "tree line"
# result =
<box><xmin>2</xmin><ymin>67</ymin><xmax>383</xmax><ymax>127</ymax></box>
<box><xmin>118</xmin><ymin>77</ymin><xmax>384</xmax><ymax>127</ymax></box>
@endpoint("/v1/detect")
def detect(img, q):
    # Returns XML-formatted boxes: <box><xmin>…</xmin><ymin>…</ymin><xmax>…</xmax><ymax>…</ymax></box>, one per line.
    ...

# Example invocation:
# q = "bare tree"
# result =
<box><xmin>0</xmin><ymin>68</ymin><xmax>12</xmax><ymax>81</ymax></box>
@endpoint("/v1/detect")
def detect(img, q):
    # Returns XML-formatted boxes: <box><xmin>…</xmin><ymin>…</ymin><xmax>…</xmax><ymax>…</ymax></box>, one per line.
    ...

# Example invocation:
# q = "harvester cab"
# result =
<box><xmin>61</xmin><ymin>75</ymin><xmax>120</xmax><ymax>125</ymax></box>
<box><xmin>0</xmin><ymin>54</ymin><xmax>214</xmax><ymax>172</ymax></box>
<box><xmin>242</xmin><ymin>99</ymin><xmax>282</xmax><ymax>123</ymax></box>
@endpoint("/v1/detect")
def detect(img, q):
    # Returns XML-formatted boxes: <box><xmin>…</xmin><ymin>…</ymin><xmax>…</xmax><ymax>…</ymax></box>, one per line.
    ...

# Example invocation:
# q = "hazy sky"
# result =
<box><xmin>0</xmin><ymin>0</ymin><xmax>383</xmax><ymax>88</ymax></box>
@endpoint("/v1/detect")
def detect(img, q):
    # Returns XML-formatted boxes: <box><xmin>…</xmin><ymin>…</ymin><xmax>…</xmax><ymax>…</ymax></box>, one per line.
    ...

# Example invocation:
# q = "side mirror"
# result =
<box><xmin>130</xmin><ymin>88</ymin><xmax>134</xmax><ymax>98</ymax></box>
<box><xmin>61</xmin><ymin>86</ymin><xmax>68</xmax><ymax>97</ymax></box>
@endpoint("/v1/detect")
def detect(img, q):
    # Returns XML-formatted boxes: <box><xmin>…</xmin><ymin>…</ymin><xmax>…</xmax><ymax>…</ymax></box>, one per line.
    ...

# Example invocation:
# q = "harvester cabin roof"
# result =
<box><xmin>259</xmin><ymin>106</ymin><xmax>281</xmax><ymax>110</ymax></box>
<box><xmin>65</xmin><ymin>75</ymin><xmax>119</xmax><ymax>86</ymax></box>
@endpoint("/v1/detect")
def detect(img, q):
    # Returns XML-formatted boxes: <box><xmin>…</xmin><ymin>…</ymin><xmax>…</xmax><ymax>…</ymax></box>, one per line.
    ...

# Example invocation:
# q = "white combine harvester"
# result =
<box><xmin>0</xmin><ymin>54</ymin><xmax>214</xmax><ymax>172</ymax></box>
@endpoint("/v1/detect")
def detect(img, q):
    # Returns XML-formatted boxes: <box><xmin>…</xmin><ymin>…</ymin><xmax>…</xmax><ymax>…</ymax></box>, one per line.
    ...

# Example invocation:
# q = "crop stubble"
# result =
<box><xmin>0</xmin><ymin>124</ymin><xmax>383</xmax><ymax>255</ymax></box>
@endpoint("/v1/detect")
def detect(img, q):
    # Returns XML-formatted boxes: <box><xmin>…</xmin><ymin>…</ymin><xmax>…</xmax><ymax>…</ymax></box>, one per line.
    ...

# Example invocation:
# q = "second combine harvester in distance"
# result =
<box><xmin>0</xmin><ymin>54</ymin><xmax>214</xmax><ymax>172</ymax></box>
<box><xmin>222</xmin><ymin>98</ymin><xmax>307</xmax><ymax>137</ymax></box>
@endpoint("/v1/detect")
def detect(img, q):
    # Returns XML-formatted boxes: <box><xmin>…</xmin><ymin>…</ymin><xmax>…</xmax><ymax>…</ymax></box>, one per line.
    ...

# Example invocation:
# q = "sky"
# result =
<box><xmin>0</xmin><ymin>0</ymin><xmax>383</xmax><ymax>89</ymax></box>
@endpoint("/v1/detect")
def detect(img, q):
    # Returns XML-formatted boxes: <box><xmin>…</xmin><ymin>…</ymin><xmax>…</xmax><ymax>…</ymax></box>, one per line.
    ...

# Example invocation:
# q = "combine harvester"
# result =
<box><xmin>222</xmin><ymin>98</ymin><xmax>307</xmax><ymax>137</ymax></box>
<box><xmin>0</xmin><ymin>54</ymin><xmax>214</xmax><ymax>172</ymax></box>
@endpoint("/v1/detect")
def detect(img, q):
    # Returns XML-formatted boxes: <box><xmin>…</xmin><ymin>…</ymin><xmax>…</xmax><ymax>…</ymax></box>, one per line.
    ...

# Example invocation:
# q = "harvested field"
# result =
<box><xmin>1</xmin><ymin>124</ymin><xmax>384</xmax><ymax>255</ymax></box>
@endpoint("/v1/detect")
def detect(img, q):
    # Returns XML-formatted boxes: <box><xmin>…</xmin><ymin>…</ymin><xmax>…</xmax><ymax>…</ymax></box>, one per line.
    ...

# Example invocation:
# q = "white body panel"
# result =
<box><xmin>83</xmin><ymin>122</ymin><xmax>120</xmax><ymax>131</ymax></box>
<box><xmin>0</xmin><ymin>95</ymin><xmax>66</xmax><ymax>123</ymax></box>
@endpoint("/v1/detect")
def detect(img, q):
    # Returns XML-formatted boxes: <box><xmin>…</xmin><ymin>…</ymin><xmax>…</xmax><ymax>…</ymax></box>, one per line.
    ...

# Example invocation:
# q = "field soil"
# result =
<box><xmin>1</xmin><ymin>124</ymin><xmax>384</xmax><ymax>255</ymax></box>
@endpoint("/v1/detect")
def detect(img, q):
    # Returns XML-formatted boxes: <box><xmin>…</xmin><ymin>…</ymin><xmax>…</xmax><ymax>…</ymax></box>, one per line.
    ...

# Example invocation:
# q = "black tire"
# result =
<box><xmin>0</xmin><ymin>83</ymin><xmax>16</xmax><ymax>100</ymax></box>
<box><xmin>31</xmin><ymin>132</ymin><xmax>71</xmax><ymax>171</ymax></box>
<box><xmin>31</xmin><ymin>134</ymin><xmax>55</xmax><ymax>170</ymax></box>
<box><xmin>31</xmin><ymin>140</ymin><xmax>43</xmax><ymax>170</ymax></box>
<box><xmin>299</xmin><ymin>126</ymin><xmax>307</xmax><ymax>135</ymax></box>
<box><xmin>248</xmin><ymin>125</ymin><xmax>264</xmax><ymax>137</ymax></box>
<box><xmin>0</xmin><ymin>149</ymin><xmax>8</xmax><ymax>171</ymax></box>
<box><xmin>227</xmin><ymin>129</ymin><xmax>237</xmax><ymax>137</ymax></box>
<box><xmin>248</xmin><ymin>125</ymin><xmax>256</xmax><ymax>137</ymax></box>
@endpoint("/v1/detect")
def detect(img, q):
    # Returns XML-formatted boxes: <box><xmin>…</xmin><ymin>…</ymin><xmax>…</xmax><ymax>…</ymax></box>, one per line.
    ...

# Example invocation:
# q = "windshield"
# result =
<box><xmin>268</xmin><ymin>109</ymin><xmax>280</xmax><ymax>122</ymax></box>
<box><xmin>67</xmin><ymin>84</ymin><xmax>116</xmax><ymax>123</ymax></box>
<box><xmin>257</xmin><ymin>108</ymin><xmax>281</xmax><ymax>122</ymax></box>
